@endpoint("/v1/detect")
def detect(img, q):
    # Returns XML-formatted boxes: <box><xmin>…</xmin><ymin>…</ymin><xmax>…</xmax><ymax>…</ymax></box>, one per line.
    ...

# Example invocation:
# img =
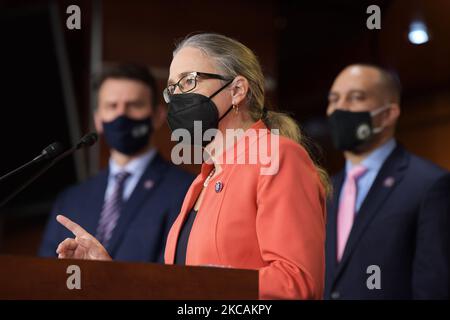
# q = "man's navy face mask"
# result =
<box><xmin>102</xmin><ymin>115</ymin><xmax>153</xmax><ymax>155</ymax></box>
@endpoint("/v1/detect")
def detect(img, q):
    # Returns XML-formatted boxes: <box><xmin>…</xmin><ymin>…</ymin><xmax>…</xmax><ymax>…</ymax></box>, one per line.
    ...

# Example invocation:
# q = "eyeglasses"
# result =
<box><xmin>163</xmin><ymin>71</ymin><xmax>232</xmax><ymax>103</ymax></box>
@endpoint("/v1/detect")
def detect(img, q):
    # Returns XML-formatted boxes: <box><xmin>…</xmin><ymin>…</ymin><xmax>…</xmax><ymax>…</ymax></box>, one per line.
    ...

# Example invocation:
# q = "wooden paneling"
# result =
<box><xmin>397</xmin><ymin>92</ymin><xmax>450</xmax><ymax>170</ymax></box>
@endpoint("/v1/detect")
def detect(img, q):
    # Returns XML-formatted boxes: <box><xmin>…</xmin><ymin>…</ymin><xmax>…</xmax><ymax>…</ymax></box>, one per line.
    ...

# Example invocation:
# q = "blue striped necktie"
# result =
<box><xmin>96</xmin><ymin>171</ymin><xmax>131</xmax><ymax>246</ymax></box>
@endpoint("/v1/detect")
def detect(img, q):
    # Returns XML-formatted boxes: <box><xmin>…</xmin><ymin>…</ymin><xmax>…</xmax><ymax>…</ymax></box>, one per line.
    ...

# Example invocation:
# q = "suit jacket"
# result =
<box><xmin>39</xmin><ymin>153</ymin><xmax>194</xmax><ymax>263</ymax></box>
<box><xmin>325</xmin><ymin>144</ymin><xmax>450</xmax><ymax>299</ymax></box>
<box><xmin>164</xmin><ymin>120</ymin><xmax>326</xmax><ymax>299</ymax></box>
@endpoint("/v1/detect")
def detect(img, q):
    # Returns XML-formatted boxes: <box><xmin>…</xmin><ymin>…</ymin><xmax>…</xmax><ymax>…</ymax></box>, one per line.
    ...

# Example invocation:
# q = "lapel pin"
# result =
<box><xmin>144</xmin><ymin>179</ymin><xmax>154</xmax><ymax>190</ymax></box>
<box><xmin>383</xmin><ymin>176</ymin><xmax>395</xmax><ymax>188</ymax></box>
<box><xmin>215</xmin><ymin>181</ymin><xmax>223</xmax><ymax>193</ymax></box>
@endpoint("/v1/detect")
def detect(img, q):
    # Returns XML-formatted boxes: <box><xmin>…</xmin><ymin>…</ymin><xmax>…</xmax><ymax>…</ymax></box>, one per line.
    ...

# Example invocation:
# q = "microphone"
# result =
<box><xmin>0</xmin><ymin>133</ymin><xmax>98</xmax><ymax>208</ymax></box>
<box><xmin>76</xmin><ymin>132</ymin><xmax>98</xmax><ymax>150</ymax></box>
<box><xmin>51</xmin><ymin>132</ymin><xmax>98</xmax><ymax>164</ymax></box>
<box><xmin>0</xmin><ymin>142</ymin><xmax>64</xmax><ymax>183</ymax></box>
<box><xmin>37</xmin><ymin>142</ymin><xmax>65</xmax><ymax>162</ymax></box>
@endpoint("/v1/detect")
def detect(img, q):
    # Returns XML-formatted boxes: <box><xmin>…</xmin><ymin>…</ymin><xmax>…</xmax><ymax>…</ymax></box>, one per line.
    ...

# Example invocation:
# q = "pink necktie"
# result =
<box><xmin>337</xmin><ymin>165</ymin><xmax>367</xmax><ymax>262</ymax></box>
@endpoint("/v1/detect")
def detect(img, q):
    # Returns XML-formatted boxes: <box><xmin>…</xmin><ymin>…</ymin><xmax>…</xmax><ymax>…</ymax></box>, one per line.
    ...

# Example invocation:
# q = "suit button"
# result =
<box><xmin>331</xmin><ymin>291</ymin><xmax>340</xmax><ymax>300</ymax></box>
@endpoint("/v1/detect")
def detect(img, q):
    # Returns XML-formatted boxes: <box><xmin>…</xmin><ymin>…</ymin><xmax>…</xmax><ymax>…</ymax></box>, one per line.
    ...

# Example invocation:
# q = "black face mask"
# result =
<box><xmin>167</xmin><ymin>81</ymin><xmax>233</xmax><ymax>147</ymax></box>
<box><xmin>102</xmin><ymin>115</ymin><xmax>153</xmax><ymax>155</ymax></box>
<box><xmin>328</xmin><ymin>108</ymin><xmax>387</xmax><ymax>151</ymax></box>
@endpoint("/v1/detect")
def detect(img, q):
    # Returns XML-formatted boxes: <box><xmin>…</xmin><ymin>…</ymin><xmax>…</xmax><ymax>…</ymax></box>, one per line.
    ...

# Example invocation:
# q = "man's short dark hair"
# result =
<box><xmin>93</xmin><ymin>63</ymin><xmax>158</xmax><ymax>107</ymax></box>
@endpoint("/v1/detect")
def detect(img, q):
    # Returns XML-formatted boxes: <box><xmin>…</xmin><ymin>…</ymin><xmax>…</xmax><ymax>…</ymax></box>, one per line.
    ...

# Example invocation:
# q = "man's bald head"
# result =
<box><xmin>327</xmin><ymin>64</ymin><xmax>402</xmax><ymax>116</ymax></box>
<box><xmin>342</xmin><ymin>64</ymin><xmax>401</xmax><ymax>104</ymax></box>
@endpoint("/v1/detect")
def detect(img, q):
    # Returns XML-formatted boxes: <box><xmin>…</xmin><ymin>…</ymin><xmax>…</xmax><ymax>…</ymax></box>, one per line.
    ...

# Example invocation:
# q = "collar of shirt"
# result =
<box><xmin>342</xmin><ymin>138</ymin><xmax>397</xmax><ymax>212</ymax></box>
<box><xmin>105</xmin><ymin>147</ymin><xmax>157</xmax><ymax>202</ymax></box>
<box><xmin>345</xmin><ymin>138</ymin><xmax>397</xmax><ymax>175</ymax></box>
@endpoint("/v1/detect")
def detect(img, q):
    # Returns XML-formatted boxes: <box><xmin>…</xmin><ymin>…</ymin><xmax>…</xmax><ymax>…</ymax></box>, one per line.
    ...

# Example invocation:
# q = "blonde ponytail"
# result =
<box><xmin>263</xmin><ymin>110</ymin><xmax>332</xmax><ymax>196</ymax></box>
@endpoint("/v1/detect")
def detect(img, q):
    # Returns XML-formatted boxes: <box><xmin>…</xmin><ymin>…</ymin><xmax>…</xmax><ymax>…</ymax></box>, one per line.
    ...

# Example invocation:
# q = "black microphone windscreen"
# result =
<box><xmin>77</xmin><ymin>132</ymin><xmax>98</xmax><ymax>149</ymax></box>
<box><xmin>41</xmin><ymin>142</ymin><xmax>64</xmax><ymax>160</ymax></box>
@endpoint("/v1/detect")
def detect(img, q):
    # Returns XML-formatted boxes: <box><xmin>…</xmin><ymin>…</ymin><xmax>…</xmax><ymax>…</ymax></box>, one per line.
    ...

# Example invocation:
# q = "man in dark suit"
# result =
<box><xmin>39</xmin><ymin>64</ymin><xmax>194</xmax><ymax>263</ymax></box>
<box><xmin>325</xmin><ymin>64</ymin><xmax>450</xmax><ymax>299</ymax></box>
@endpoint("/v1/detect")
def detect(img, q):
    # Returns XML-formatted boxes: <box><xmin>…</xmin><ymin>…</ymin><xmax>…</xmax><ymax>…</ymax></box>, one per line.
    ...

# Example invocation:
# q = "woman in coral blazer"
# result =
<box><xmin>165</xmin><ymin>120</ymin><xmax>326</xmax><ymax>299</ymax></box>
<box><xmin>55</xmin><ymin>33</ymin><xmax>329</xmax><ymax>300</ymax></box>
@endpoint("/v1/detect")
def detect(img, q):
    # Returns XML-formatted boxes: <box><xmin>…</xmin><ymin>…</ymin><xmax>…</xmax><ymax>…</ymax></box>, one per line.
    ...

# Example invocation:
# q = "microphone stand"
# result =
<box><xmin>0</xmin><ymin>142</ymin><xmax>63</xmax><ymax>184</ymax></box>
<box><xmin>0</xmin><ymin>133</ymin><xmax>97</xmax><ymax>208</ymax></box>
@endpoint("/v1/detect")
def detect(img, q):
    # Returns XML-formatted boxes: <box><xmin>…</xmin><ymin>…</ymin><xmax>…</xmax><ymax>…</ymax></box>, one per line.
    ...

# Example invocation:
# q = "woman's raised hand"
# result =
<box><xmin>55</xmin><ymin>215</ymin><xmax>112</xmax><ymax>261</ymax></box>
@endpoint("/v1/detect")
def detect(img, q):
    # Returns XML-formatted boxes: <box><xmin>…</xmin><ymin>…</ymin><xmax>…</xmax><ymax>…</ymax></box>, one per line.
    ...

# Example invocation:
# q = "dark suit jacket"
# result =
<box><xmin>325</xmin><ymin>144</ymin><xmax>450</xmax><ymax>299</ymax></box>
<box><xmin>39</xmin><ymin>153</ymin><xmax>194</xmax><ymax>263</ymax></box>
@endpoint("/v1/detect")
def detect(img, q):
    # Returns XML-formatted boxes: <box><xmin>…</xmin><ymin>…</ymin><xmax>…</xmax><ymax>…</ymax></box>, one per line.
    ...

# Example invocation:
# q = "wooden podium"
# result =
<box><xmin>0</xmin><ymin>255</ymin><xmax>258</xmax><ymax>299</ymax></box>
